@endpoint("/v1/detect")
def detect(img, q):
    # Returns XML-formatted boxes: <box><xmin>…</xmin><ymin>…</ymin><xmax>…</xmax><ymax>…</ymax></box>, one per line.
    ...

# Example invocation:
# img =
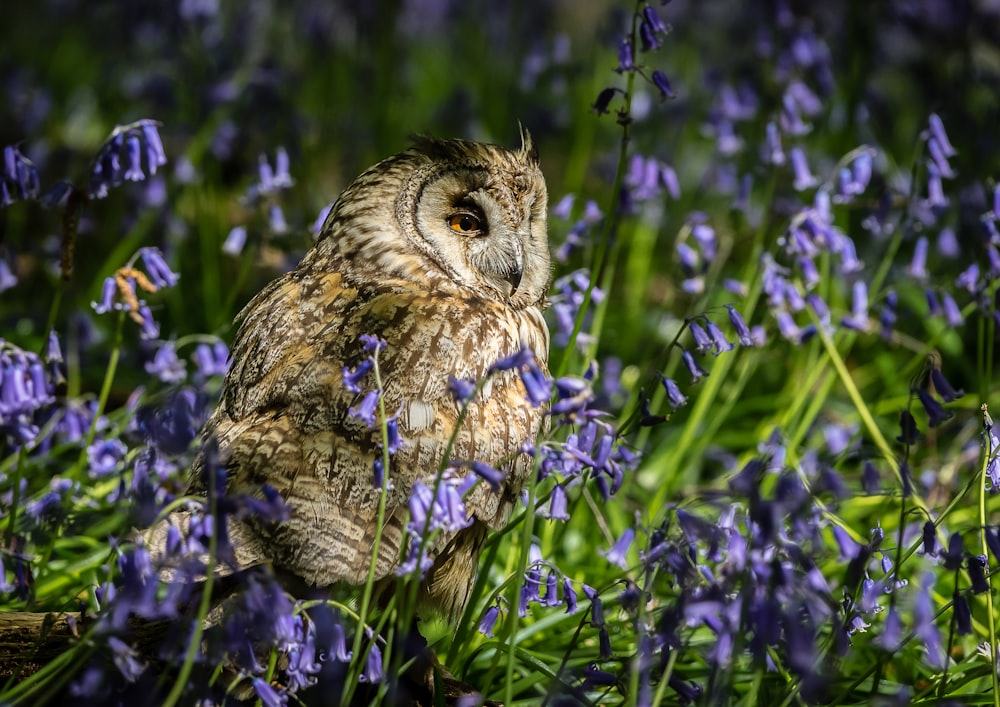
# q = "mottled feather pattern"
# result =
<box><xmin>192</xmin><ymin>133</ymin><xmax>550</xmax><ymax>618</ymax></box>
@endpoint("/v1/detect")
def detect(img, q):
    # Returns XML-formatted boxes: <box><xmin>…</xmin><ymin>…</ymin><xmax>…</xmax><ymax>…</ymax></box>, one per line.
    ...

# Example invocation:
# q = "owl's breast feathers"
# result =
<box><xmin>200</xmin><ymin>265</ymin><xmax>548</xmax><ymax>589</ymax></box>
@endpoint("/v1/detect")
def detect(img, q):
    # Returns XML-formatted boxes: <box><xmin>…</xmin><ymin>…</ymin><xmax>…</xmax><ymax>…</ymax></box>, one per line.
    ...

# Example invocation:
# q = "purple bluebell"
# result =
<box><xmin>924</xmin><ymin>163</ymin><xmax>948</xmax><ymax>209</ymax></box>
<box><xmin>562</xmin><ymin>578</ymin><xmax>578</xmax><ymax>613</ymax></box>
<box><xmin>914</xmin><ymin>574</ymin><xmax>946</xmax><ymax>668</ymax></box>
<box><xmin>447</xmin><ymin>375</ymin><xmax>476</xmax><ymax>403</ymax></box>
<box><xmin>929</xmin><ymin>368</ymin><xmax>963</xmax><ymax>402</ymax></box>
<box><xmin>123</xmin><ymin>136</ymin><xmax>144</xmax><ymax>181</ymax></box>
<box><xmin>915</xmin><ymin>388</ymin><xmax>949</xmax><ymax>428</ymax></box>
<box><xmin>252</xmin><ymin>678</ymin><xmax>285</xmax><ymax>707</ymax></box>
<box><xmin>342</xmin><ymin>359</ymin><xmax>373</xmax><ymax>393</ymax></box>
<box><xmin>705</xmin><ymin>319</ymin><xmax>733</xmax><ymax>355</ymax></box>
<box><xmin>616</xmin><ymin>39</ymin><xmax>634</xmax><ymax>73</ymax></box>
<box><xmin>268</xmin><ymin>204</ymin><xmax>288</xmax><ymax>233</ymax></box>
<box><xmin>922</xmin><ymin>521</ymin><xmax>937</xmax><ymax>555</ymax></box>
<box><xmin>968</xmin><ymin>555</ymin><xmax>989</xmax><ymax>594</ymax></box>
<box><xmin>681</xmin><ymin>348</ymin><xmax>709</xmax><ymax>382</ymax></box>
<box><xmin>660</xmin><ymin>376</ymin><xmax>687</xmax><ymax>409</ymax></box>
<box><xmin>651</xmin><ymin>70</ymin><xmax>674</xmax><ymax>100</ymax></box>
<box><xmin>603</xmin><ymin>527</ymin><xmax>635</xmax><ymax>569</ymax></box>
<box><xmin>349</xmin><ymin>390</ymin><xmax>380</xmax><ymax>427</ymax></box>
<box><xmin>841</xmin><ymin>280</ymin><xmax>870</xmax><ymax>331</ymax></box>
<box><xmin>790</xmin><ymin>147</ymin><xmax>818</xmax><ymax>191</ymax></box>
<box><xmin>725</xmin><ymin>305</ymin><xmax>754</xmax><ymax>346</ymax></box>
<box><xmin>927</xmin><ymin>137</ymin><xmax>955</xmax><ymax>179</ymax></box>
<box><xmin>688</xmin><ymin>320</ymin><xmax>713</xmax><ymax>354</ymax></box>
<box><xmin>955</xmin><ymin>264</ymin><xmax>979</xmax><ymax>294</ymax></box>
<box><xmin>544</xmin><ymin>482</ymin><xmax>570</xmax><ymax>521</ymax></box>
<box><xmin>92</xmin><ymin>276</ymin><xmax>118</xmax><ymax>314</ymax></box>
<box><xmin>1</xmin><ymin>144</ymin><xmax>40</xmax><ymax>204</ymax></box>
<box><xmin>764</xmin><ymin>121</ymin><xmax>785</xmax><ymax>165</ymax></box>
<box><xmin>478</xmin><ymin>604</ymin><xmax>500</xmax><ymax>638</ymax></box>
<box><xmin>592</xmin><ymin>87</ymin><xmax>617</xmax><ymax>115</ymax></box>
<box><xmin>192</xmin><ymin>341</ymin><xmax>229</xmax><ymax>379</ymax></box>
<box><xmin>145</xmin><ymin>342</ymin><xmax>187</xmax><ymax>383</ymax></box>
<box><xmin>941</xmin><ymin>292</ymin><xmax>963</xmax><ymax>326</ymax></box>
<box><xmin>774</xmin><ymin>310</ymin><xmax>801</xmax><ymax>342</ymax></box>
<box><xmin>906</xmin><ymin>237</ymin><xmax>929</xmax><ymax>279</ymax></box>
<box><xmin>223</xmin><ymin>225</ymin><xmax>247</xmax><ymax>255</ymax></box>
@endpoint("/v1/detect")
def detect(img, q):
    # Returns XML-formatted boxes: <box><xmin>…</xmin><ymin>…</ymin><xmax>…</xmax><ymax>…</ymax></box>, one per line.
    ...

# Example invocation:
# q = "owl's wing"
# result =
<box><xmin>199</xmin><ymin>267</ymin><xmax>547</xmax><ymax>589</ymax></box>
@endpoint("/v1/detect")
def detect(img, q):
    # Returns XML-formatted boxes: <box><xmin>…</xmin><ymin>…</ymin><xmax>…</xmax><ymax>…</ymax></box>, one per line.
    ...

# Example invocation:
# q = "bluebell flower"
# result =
<box><xmin>906</xmin><ymin>236</ymin><xmax>929</xmax><ymax>279</ymax></box>
<box><xmin>223</xmin><ymin>225</ymin><xmax>248</xmax><ymax>255</ymax></box>
<box><xmin>107</xmin><ymin>637</ymin><xmax>146</xmax><ymax>682</ymax></box>
<box><xmin>342</xmin><ymin>358</ymin><xmax>373</xmax><ymax>394</ymax></box>
<box><xmin>478</xmin><ymin>604</ymin><xmax>501</xmax><ymax>638</ymax></box>
<box><xmin>592</xmin><ymin>87</ymin><xmax>617</xmax><ymax>115</ymax></box>
<box><xmin>929</xmin><ymin>368</ymin><xmax>963</xmax><ymax>402</ymax></box>
<box><xmin>252</xmin><ymin>678</ymin><xmax>286</xmax><ymax>707</ymax></box>
<box><xmin>582</xmin><ymin>662</ymin><xmax>616</xmax><ymax>687</ymax></box>
<box><xmin>87</xmin><ymin>438</ymin><xmax>127</xmax><ymax>478</ymax></box>
<box><xmin>681</xmin><ymin>348</ymin><xmax>709</xmax><ymax>382</ymax></box>
<box><xmin>688</xmin><ymin>320</ymin><xmax>713</xmax><ymax>354</ymax></box>
<box><xmin>468</xmin><ymin>460</ymin><xmax>505</xmax><ymax>489</ymax></box>
<box><xmin>915</xmin><ymin>388</ymin><xmax>950</xmax><ymax>427</ymax></box>
<box><xmin>192</xmin><ymin>341</ymin><xmax>229</xmax><ymax>379</ymax></box>
<box><xmin>545</xmin><ymin>483</ymin><xmax>570</xmax><ymax>520</ymax></box>
<box><xmin>790</xmin><ymin>148</ymin><xmax>818</xmax><ymax>191</ymax></box>
<box><xmin>447</xmin><ymin>375</ymin><xmax>476</xmax><ymax>403</ymax></box>
<box><xmin>145</xmin><ymin>342</ymin><xmax>187</xmax><ymax>383</ymax></box>
<box><xmin>616</xmin><ymin>39</ymin><xmax>634</xmax><ymax>73</ymax></box>
<box><xmin>1</xmin><ymin>144</ymin><xmax>41</xmax><ymax>204</ymax></box>
<box><xmin>705</xmin><ymin>319</ymin><xmax>733</xmax><ymax>355</ymax></box>
<box><xmin>914</xmin><ymin>573</ymin><xmax>946</xmax><ymax>669</ymax></box>
<box><xmin>651</xmin><ymin>70</ymin><xmax>675</xmax><ymax>100</ymax></box>
<box><xmin>349</xmin><ymin>390</ymin><xmax>380</xmax><ymax>426</ymax></box>
<box><xmin>562</xmin><ymin>578</ymin><xmax>578</xmax><ymax>613</ymax></box>
<box><xmin>968</xmin><ymin>554</ymin><xmax>989</xmax><ymax>594</ymax></box>
<box><xmin>660</xmin><ymin>375</ymin><xmax>687</xmax><ymax>409</ymax></box>
<box><xmin>941</xmin><ymin>292</ymin><xmax>963</xmax><ymax>326</ymax></box>
<box><xmin>840</xmin><ymin>280</ymin><xmax>870</xmax><ymax>331</ymax></box>
<box><xmin>269</xmin><ymin>204</ymin><xmax>288</xmax><ymax>234</ymax></box>
<box><xmin>582</xmin><ymin>584</ymin><xmax>604</xmax><ymax>627</ymax></box>
<box><xmin>603</xmin><ymin>527</ymin><xmax>635</xmax><ymax>569</ymax></box>
<box><xmin>764</xmin><ymin>121</ymin><xmax>785</xmax><ymax>165</ymax></box>
<box><xmin>953</xmin><ymin>592</ymin><xmax>972</xmax><ymax>635</ymax></box>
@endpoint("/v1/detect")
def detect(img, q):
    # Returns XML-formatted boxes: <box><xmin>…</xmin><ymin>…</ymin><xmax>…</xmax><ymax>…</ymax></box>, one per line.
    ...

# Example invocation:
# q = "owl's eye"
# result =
<box><xmin>447</xmin><ymin>211</ymin><xmax>485</xmax><ymax>236</ymax></box>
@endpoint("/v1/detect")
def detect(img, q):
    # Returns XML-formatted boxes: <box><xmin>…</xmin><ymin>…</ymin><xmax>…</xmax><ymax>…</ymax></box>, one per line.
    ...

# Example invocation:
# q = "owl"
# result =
<box><xmin>194</xmin><ymin>130</ymin><xmax>551</xmax><ymax>621</ymax></box>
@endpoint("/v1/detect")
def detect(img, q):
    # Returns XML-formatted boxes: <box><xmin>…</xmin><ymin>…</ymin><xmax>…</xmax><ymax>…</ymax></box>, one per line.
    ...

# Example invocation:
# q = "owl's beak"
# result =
<box><xmin>506</xmin><ymin>241</ymin><xmax>524</xmax><ymax>295</ymax></box>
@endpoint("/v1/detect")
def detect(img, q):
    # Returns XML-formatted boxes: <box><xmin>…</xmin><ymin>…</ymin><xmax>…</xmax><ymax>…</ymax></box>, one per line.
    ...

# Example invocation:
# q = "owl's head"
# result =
<box><xmin>318</xmin><ymin>130</ymin><xmax>551</xmax><ymax>310</ymax></box>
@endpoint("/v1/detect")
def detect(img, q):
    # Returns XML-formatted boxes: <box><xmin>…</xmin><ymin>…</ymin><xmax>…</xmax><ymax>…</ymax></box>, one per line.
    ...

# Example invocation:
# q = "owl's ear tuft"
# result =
<box><xmin>517</xmin><ymin>124</ymin><xmax>539</xmax><ymax>165</ymax></box>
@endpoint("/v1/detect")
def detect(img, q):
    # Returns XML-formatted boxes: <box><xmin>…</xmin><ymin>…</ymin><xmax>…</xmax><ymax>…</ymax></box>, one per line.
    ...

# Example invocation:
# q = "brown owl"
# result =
<box><xmin>195</xmin><ymin>131</ymin><xmax>551</xmax><ymax>621</ymax></box>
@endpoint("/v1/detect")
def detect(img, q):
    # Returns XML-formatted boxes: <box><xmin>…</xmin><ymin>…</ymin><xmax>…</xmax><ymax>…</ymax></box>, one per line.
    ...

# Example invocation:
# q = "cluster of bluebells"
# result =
<box><xmin>550</xmin><ymin>194</ymin><xmax>603</xmax><ymax>263</ymax></box>
<box><xmin>69</xmin><ymin>453</ymin><xmax>364</xmax><ymax>704</ymax></box>
<box><xmin>224</xmin><ymin>146</ymin><xmax>296</xmax><ymax>255</ymax></box>
<box><xmin>90</xmin><ymin>246</ymin><xmax>179</xmax><ymax>340</ymax></box>
<box><xmin>85</xmin><ymin>120</ymin><xmax>168</xmax><ymax>200</ymax></box>
<box><xmin>342</xmin><ymin>334</ymin><xmax>399</xmax><ymax>489</ymax></box>
<box><xmin>654</xmin><ymin>305</ymin><xmax>758</xmax><ymax>415</ymax></box>
<box><xmin>592</xmin><ymin>1</ymin><xmax>676</xmax><ymax>117</ymax></box>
